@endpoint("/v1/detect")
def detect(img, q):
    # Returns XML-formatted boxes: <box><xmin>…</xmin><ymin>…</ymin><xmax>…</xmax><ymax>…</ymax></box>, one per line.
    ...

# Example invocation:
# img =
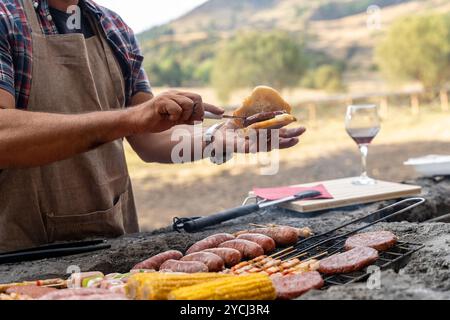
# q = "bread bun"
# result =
<box><xmin>233</xmin><ymin>86</ymin><xmax>296</xmax><ymax>129</ymax></box>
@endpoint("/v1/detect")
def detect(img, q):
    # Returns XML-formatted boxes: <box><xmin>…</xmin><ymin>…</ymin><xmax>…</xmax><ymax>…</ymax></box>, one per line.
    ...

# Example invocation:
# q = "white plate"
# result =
<box><xmin>404</xmin><ymin>155</ymin><xmax>450</xmax><ymax>177</ymax></box>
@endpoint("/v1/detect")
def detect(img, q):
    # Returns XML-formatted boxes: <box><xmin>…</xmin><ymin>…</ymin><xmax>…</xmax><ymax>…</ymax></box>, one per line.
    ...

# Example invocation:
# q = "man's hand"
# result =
<box><xmin>214</xmin><ymin>119</ymin><xmax>306</xmax><ymax>154</ymax></box>
<box><xmin>130</xmin><ymin>91</ymin><xmax>224</xmax><ymax>134</ymax></box>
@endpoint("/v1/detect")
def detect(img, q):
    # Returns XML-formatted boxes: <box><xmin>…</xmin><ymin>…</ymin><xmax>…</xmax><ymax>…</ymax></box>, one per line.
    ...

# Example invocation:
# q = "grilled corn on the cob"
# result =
<box><xmin>168</xmin><ymin>274</ymin><xmax>276</xmax><ymax>300</ymax></box>
<box><xmin>126</xmin><ymin>272</ymin><xmax>232</xmax><ymax>300</ymax></box>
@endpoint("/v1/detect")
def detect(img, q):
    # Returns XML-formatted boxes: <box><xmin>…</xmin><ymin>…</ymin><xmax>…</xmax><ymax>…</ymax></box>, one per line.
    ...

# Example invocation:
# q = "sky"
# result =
<box><xmin>95</xmin><ymin>0</ymin><xmax>208</xmax><ymax>34</ymax></box>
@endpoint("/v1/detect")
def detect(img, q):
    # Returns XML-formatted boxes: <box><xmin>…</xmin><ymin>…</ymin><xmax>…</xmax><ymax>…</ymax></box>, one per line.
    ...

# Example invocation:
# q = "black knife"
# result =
<box><xmin>173</xmin><ymin>190</ymin><xmax>321</xmax><ymax>233</ymax></box>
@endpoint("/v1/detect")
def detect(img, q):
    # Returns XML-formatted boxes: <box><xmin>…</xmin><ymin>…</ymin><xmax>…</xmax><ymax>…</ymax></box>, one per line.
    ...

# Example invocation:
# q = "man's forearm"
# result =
<box><xmin>128</xmin><ymin>125</ymin><xmax>207</xmax><ymax>164</ymax></box>
<box><xmin>0</xmin><ymin>108</ymin><xmax>139</xmax><ymax>169</ymax></box>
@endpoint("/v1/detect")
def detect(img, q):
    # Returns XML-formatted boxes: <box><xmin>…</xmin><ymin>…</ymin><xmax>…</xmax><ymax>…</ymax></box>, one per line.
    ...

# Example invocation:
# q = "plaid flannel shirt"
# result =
<box><xmin>0</xmin><ymin>0</ymin><xmax>151</xmax><ymax>109</ymax></box>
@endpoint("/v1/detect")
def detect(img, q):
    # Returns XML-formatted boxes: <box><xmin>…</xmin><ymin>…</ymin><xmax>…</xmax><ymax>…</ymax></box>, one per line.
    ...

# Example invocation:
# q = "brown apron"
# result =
<box><xmin>0</xmin><ymin>0</ymin><xmax>139</xmax><ymax>253</ymax></box>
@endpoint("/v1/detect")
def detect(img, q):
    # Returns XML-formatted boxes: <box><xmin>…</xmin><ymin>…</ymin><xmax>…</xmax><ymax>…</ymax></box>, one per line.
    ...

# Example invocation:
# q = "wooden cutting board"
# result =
<box><xmin>250</xmin><ymin>177</ymin><xmax>422</xmax><ymax>213</ymax></box>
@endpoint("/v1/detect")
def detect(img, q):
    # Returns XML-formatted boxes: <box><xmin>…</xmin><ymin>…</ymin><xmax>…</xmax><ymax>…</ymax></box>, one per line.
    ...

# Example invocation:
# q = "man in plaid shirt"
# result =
<box><xmin>0</xmin><ymin>0</ymin><xmax>304</xmax><ymax>252</ymax></box>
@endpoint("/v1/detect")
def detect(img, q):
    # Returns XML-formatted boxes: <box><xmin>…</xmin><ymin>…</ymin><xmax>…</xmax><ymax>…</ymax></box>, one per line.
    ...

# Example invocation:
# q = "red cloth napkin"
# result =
<box><xmin>253</xmin><ymin>184</ymin><xmax>333</xmax><ymax>201</ymax></box>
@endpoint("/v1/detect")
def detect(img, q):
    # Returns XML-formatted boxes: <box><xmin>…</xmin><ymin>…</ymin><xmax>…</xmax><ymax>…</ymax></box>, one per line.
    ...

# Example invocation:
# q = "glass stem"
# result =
<box><xmin>359</xmin><ymin>144</ymin><xmax>369</xmax><ymax>179</ymax></box>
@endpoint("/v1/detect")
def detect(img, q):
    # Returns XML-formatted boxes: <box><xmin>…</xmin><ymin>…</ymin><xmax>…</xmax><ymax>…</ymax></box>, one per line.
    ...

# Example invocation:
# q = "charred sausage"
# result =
<box><xmin>235</xmin><ymin>226</ymin><xmax>311</xmax><ymax>246</ymax></box>
<box><xmin>186</xmin><ymin>233</ymin><xmax>235</xmax><ymax>254</ymax></box>
<box><xmin>244</xmin><ymin>111</ymin><xmax>286</xmax><ymax>127</ymax></box>
<box><xmin>132</xmin><ymin>250</ymin><xmax>183</xmax><ymax>271</ymax></box>
<box><xmin>219</xmin><ymin>239</ymin><xmax>265</xmax><ymax>259</ymax></box>
<box><xmin>202</xmin><ymin>248</ymin><xmax>242</xmax><ymax>267</ymax></box>
<box><xmin>237</xmin><ymin>234</ymin><xmax>276</xmax><ymax>253</ymax></box>
<box><xmin>159</xmin><ymin>259</ymin><xmax>209</xmax><ymax>273</ymax></box>
<box><xmin>6</xmin><ymin>285</ymin><xmax>57</xmax><ymax>299</ymax></box>
<box><xmin>39</xmin><ymin>288</ymin><xmax>128</xmax><ymax>300</ymax></box>
<box><xmin>181</xmin><ymin>252</ymin><xmax>225</xmax><ymax>272</ymax></box>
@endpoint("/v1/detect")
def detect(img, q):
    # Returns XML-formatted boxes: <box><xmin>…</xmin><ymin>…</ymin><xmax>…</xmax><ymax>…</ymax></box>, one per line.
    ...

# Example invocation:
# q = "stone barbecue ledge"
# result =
<box><xmin>1</xmin><ymin>177</ymin><xmax>449</xmax><ymax>300</ymax></box>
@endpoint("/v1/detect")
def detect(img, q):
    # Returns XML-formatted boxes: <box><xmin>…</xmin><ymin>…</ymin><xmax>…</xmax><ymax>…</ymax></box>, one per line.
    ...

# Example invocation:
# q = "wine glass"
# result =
<box><xmin>345</xmin><ymin>104</ymin><xmax>381</xmax><ymax>185</ymax></box>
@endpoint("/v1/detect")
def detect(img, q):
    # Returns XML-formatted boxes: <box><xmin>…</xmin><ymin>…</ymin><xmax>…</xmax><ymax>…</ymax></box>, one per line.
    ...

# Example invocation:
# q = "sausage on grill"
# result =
<box><xmin>271</xmin><ymin>271</ymin><xmax>324</xmax><ymax>300</ymax></box>
<box><xmin>318</xmin><ymin>247</ymin><xmax>379</xmax><ymax>275</ymax></box>
<box><xmin>235</xmin><ymin>226</ymin><xmax>303</xmax><ymax>246</ymax></box>
<box><xmin>186</xmin><ymin>233</ymin><xmax>235</xmax><ymax>255</ymax></box>
<box><xmin>237</xmin><ymin>234</ymin><xmax>276</xmax><ymax>253</ymax></box>
<box><xmin>345</xmin><ymin>231</ymin><xmax>398</xmax><ymax>252</ymax></box>
<box><xmin>219</xmin><ymin>239</ymin><xmax>265</xmax><ymax>259</ymax></box>
<box><xmin>159</xmin><ymin>259</ymin><xmax>209</xmax><ymax>273</ymax></box>
<box><xmin>201</xmin><ymin>248</ymin><xmax>242</xmax><ymax>267</ymax></box>
<box><xmin>6</xmin><ymin>285</ymin><xmax>57</xmax><ymax>299</ymax></box>
<box><xmin>132</xmin><ymin>250</ymin><xmax>183</xmax><ymax>271</ymax></box>
<box><xmin>39</xmin><ymin>289</ymin><xmax>128</xmax><ymax>300</ymax></box>
<box><xmin>181</xmin><ymin>252</ymin><xmax>225</xmax><ymax>272</ymax></box>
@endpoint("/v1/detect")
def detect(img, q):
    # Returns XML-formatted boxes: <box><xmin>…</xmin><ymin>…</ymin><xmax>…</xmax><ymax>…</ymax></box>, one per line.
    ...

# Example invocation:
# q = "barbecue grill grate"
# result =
<box><xmin>278</xmin><ymin>198</ymin><xmax>426</xmax><ymax>289</ymax></box>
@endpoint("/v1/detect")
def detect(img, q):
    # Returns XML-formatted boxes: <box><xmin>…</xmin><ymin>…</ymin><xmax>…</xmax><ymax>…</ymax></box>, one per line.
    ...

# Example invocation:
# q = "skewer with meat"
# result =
<box><xmin>233</xmin><ymin>257</ymin><xmax>300</xmax><ymax>275</ymax></box>
<box><xmin>230</xmin><ymin>255</ymin><xmax>268</xmax><ymax>272</ymax></box>
<box><xmin>232</xmin><ymin>251</ymin><xmax>326</xmax><ymax>276</ymax></box>
<box><xmin>280</xmin><ymin>259</ymin><xmax>320</xmax><ymax>276</ymax></box>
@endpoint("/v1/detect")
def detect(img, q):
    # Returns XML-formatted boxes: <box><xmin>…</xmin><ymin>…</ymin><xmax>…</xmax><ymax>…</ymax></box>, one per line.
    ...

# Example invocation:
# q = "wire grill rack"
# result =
<box><xmin>279</xmin><ymin>198</ymin><xmax>426</xmax><ymax>289</ymax></box>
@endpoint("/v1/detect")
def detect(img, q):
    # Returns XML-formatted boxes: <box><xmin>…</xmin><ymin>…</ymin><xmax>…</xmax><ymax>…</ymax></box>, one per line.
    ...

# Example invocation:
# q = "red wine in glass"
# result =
<box><xmin>346</xmin><ymin>127</ymin><xmax>380</xmax><ymax>145</ymax></box>
<box><xmin>345</xmin><ymin>105</ymin><xmax>381</xmax><ymax>185</ymax></box>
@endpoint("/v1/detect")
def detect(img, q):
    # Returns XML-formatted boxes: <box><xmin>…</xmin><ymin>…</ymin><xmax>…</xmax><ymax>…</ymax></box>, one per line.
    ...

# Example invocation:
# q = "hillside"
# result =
<box><xmin>137</xmin><ymin>0</ymin><xmax>450</xmax><ymax>93</ymax></box>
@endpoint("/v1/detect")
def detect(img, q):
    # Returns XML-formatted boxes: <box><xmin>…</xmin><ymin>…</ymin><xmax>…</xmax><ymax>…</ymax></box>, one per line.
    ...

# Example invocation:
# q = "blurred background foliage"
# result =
<box><xmin>376</xmin><ymin>14</ymin><xmax>450</xmax><ymax>90</ymax></box>
<box><xmin>138</xmin><ymin>0</ymin><xmax>449</xmax><ymax>103</ymax></box>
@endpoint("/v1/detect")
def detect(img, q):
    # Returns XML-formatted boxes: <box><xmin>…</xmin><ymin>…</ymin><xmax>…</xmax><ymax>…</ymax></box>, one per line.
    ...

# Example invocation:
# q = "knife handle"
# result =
<box><xmin>182</xmin><ymin>204</ymin><xmax>260</xmax><ymax>233</ymax></box>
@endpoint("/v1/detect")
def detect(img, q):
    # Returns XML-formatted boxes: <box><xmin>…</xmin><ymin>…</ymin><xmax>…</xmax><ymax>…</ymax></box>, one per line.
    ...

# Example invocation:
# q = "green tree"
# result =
<box><xmin>375</xmin><ymin>14</ymin><xmax>450</xmax><ymax>89</ymax></box>
<box><xmin>211</xmin><ymin>31</ymin><xmax>307</xmax><ymax>102</ymax></box>
<box><xmin>301</xmin><ymin>64</ymin><xmax>345</xmax><ymax>92</ymax></box>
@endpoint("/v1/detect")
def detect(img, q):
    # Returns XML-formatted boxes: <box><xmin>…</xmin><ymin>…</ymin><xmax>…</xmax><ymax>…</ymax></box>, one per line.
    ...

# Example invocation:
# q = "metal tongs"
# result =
<box><xmin>173</xmin><ymin>190</ymin><xmax>321</xmax><ymax>233</ymax></box>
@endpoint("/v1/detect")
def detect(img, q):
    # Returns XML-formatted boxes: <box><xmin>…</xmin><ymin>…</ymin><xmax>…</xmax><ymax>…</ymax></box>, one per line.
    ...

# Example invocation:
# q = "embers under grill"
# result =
<box><xmin>278</xmin><ymin>198</ymin><xmax>426</xmax><ymax>289</ymax></box>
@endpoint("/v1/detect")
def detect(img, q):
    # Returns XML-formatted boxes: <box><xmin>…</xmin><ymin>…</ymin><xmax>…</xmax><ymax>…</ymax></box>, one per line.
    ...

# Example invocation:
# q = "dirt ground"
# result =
<box><xmin>131</xmin><ymin>140</ymin><xmax>450</xmax><ymax>231</ymax></box>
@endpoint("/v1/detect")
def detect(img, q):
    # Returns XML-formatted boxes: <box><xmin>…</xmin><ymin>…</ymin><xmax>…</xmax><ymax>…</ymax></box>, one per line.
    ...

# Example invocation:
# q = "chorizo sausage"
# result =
<box><xmin>39</xmin><ymin>288</ymin><xmax>128</xmax><ymax>300</ymax></box>
<box><xmin>237</xmin><ymin>234</ymin><xmax>276</xmax><ymax>253</ymax></box>
<box><xmin>186</xmin><ymin>233</ymin><xmax>235</xmax><ymax>254</ymax></box>
<box><xmin>159</xmin><ymin>259</ymin><xmax>209</xmax><ymax>273</ymax></box>
<box><xmin>202</xmin><ymin>248</ymin><xmax>242</xmax><ymax>267</ymax></box>
<box><xmin>132</xmin><ymin>250</ymin><xmax>183</xmax><ymax>271</ymax></box>
<box><xmin>219</xmin><ymin>239</ymin><xmax>264</xmax><ymax>259</ymax></box>
<box><xmin>236</xmin><ymin>227</ymin><xmax>301</xmax><ymax>246</ymax></box>
<box><xmin>244</xmin><ymin>111</ymin><xmax>286</xmax><ymax>127</ymax></box>
<box><xmin>6</xmin><ymin>285</ymin><xmax>57</xmax><ymax>299</ymax></box>
<box><xmin>181</xmin><ymin>252</ymin><xmax>224</xmax><ymax>272</ymax></box>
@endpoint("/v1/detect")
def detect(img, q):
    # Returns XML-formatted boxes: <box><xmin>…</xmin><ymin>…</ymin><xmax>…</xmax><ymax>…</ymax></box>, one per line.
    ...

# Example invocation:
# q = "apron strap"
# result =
<box><xmin>22</xmin><ymin>0</ymin><xmax>44</xmax><ymax>35</ymax></box>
